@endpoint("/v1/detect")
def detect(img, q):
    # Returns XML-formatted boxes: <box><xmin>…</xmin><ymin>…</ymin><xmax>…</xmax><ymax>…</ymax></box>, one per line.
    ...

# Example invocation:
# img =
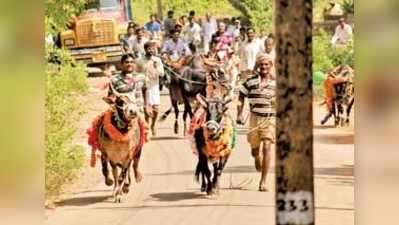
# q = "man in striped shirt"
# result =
<box><xmin>237</xmin><ymin>54</ymin><xmax>276</xmax><ymax>192</ymax></box>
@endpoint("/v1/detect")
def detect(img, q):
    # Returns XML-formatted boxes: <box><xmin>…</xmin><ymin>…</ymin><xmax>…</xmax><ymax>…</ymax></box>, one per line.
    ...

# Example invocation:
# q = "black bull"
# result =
<box><xmin>321</xmin><ymin>80</ymin><xmax>355</xmax><ymax>126</ymax></box>
<box><xmin>333</xmin><ymin>81</ymin><xmax>354</xmax><ymax>126</ymax></box>
<box><xmin>159</xmin><ymin>62</ymin><xmax>207</xmax><ymax>134</ymax></box>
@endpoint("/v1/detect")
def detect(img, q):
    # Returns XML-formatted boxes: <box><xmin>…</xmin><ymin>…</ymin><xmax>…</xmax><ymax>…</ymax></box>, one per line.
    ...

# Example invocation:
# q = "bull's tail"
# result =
<box><xmin>159</xmin><ymin>107</ymin><xmax>173</xmax><ymax>122</ymax></box>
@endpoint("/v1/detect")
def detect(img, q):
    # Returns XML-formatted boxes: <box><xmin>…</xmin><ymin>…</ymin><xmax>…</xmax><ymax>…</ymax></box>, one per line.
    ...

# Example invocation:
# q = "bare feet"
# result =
<box><xmin>258</xmin><ymin>182</ymin><xmax>268</xmax><ymax>192</ymax></box>
<box><xmin>134</xmin><ymin>170</ymin><xmax>143</xmax><ymax>183</ymax></box>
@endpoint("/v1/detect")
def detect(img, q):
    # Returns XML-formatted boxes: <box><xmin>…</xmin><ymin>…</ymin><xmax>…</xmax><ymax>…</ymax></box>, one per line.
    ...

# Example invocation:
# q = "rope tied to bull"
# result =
<box><xmin>163</xmin><ymin>64</ymin><xmax>207</xmax><ymax>85</ymax></box>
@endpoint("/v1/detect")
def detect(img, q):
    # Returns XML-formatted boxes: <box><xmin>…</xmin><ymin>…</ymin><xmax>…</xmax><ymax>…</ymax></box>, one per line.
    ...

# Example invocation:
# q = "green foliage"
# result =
<box><xmin>45</xmin><ymin>46</ymin><xmax>88</xmax><ymax>197</ymax></box>
<box><xmin>313</xmin><ymin>31</ymin><xmax>334</xmax><ymax>73</ymax></box>
<box><xmin>342</xmin><ymin>0</ymin><xmax>354</xmax><ymax>14</ymax></box>
<box><xmin>240</xmin><ymin>0</ymin><xmax>273</xmax><ymax>34</ymax></box>
<box><xmin>45</xmin><ymin>0</ymin><xmax>86</xmax><ymax>35</ymax></box>
<box><xmin>132</xmin><ymin>0</ymin><xmax>242</xmax><ymax>26</ymax></box>
<box><xmin>313</xmin><ymin>30</ymin><xmax>354</xmax><ymax>73</ymax></box>
<box><xmin>131</xmin><ymin>0</ymin><xmax>273</xmax><ymax>35</ymax></box>
<box><xmin>330</xmin><ymin>42</ymin><xmax>354</xmax><ymax>68</ymax></box>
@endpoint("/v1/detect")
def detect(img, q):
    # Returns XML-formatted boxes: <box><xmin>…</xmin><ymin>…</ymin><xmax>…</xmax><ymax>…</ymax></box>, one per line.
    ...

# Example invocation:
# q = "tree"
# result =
<box><xmin>45</xmin><ymin>0</ymin><xmax>86</xmax><ymax>35</ymax></box>
<box><xmin>275</xmin><ymin>0</ymin><xmax>315</xmax><ymax>224</ymax></box>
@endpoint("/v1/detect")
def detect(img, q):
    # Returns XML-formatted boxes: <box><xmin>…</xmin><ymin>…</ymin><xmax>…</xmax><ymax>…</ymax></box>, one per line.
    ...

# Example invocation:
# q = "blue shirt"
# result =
<box><xmin>144</xmin><ymin>22</ymin><xmax>161</xmax><ymax>33</ymax></box>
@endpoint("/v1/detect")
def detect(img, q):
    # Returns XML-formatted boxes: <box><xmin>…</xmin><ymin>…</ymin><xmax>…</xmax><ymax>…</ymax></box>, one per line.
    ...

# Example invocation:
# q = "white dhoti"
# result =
<box><xmin>148</xmin><ymin>85</ymin><xmax>160</xmax><ymax>106</ymax></box>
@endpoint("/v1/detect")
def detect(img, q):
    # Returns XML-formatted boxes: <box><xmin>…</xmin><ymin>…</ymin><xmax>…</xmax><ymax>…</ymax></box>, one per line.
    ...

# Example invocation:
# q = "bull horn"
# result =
<box><xmin>196</xmin><ymin>94</ymin><xmax>208</xmax><ymax>108</ymax></box>
<box><xmin>224</xmin><ymin>97</ymin><xmax>232</xmax><ymax>105</ymax></box>
<box><xmin>109</xmin><ymin>81</ymin><xmax>121</xmax><ymax>98</ymax></box>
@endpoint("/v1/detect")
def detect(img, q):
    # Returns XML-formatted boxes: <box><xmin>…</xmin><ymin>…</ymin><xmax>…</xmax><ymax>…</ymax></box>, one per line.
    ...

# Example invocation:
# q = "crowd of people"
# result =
<box><xmin>120</xmin><ymin>10</ymin><xmax>276</xmax><ymax>84</ymax></box>
<box><xmin>106</xmin><ymin>10</ymin><xmax>278</xmax><ymax>191</ymax></box>
<box><xmin>105</xmin><ymin>10</ymin><xmax>353</xmax><ymax>191</ymax></box>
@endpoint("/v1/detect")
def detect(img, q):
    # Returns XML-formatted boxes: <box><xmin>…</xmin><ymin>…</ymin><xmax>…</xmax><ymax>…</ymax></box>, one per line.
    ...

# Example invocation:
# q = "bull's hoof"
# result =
<box><xmin>174</xmin><ymin>123</ymin><xmax>179</xmax><ymax>134</ymax></box>
<box><xmin>115</xmin><ymin>195</ymin><xmax>122</xmax><ymax>203</ymax></box>
<box><xmin>122</xmin><ymin>184</ymin><xmax>130</xmax><ymax>194</ymax></box>
<box><xmin>183</xmin><ymin>125</ymin><xmax>187</xmax><ymax>136</ymax></box>
<box><xmin>105</xmin><ymin>178</ymin><xmax>114</xmax><ymax>186</ymax></box>
<box><xmin>151</xmin><ymin>127</ymin><xmax>157</xmax><ymax>137</ymax></box>
<box><xmin>134</xmin><ymin>171</ymin><xmax>143</xmax><ymax>183</ymax></box>
<box><xmin>201</xmin><ymin>184</ymin><xmax>207</xmax><ymax>192</ymax></box>
<box><xmin>206</xmin><ymin>187</ymin><xmax>214</xmax><ymax>195</ymax></box>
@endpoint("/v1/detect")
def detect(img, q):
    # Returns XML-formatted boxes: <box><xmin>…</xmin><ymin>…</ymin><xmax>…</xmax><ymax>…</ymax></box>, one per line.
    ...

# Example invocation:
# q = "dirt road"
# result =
<box><xmin>45</xmin><ymin>77</ymin><xmax>354</xmax><ymax>225</ymax></box>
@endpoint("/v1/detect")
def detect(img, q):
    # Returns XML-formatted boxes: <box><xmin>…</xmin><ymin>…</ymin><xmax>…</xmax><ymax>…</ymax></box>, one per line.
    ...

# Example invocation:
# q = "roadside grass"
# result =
<box><xmin>45</xmin><ymin>47</ymin><xmax>89</xmax><ymax>198</ymax></box>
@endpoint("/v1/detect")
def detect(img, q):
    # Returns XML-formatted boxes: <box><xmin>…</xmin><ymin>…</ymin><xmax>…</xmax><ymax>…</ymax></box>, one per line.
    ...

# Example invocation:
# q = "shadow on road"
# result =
<box><xmin>148</xmin><ymin>165</ymin><xmax>354</xmax><ymax>177</ymax></box>
<box><xmin>56</xmin><ymin>195</ymin><xmax>110</xmax><ymax>207</ymax></box>
<box><xmin>313</xmin><ymin>125</ymin><xmax>336</xmax><ymax>129</ymax></box>
<box><xmin>314</xmin><ymin>133</ymin><xmax>354</xmax><ymax>145</ymax></box>
<box><xmin>90</xmin><ymin>203</ymin><xmax>273</xmax><ymax>211</ymax></box>
<box><xmin>150</xmin><ymin>192</ymin><xmax>205</xmax><ymax>201</ymax></box>
<box><xmin>315</xmin><ymin>165</ymin><xmax>353</xmax><ymax>177</ymax></box>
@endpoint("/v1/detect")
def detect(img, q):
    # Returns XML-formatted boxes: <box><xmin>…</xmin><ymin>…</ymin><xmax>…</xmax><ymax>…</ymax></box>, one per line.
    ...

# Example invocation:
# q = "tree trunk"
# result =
<box><xmin>157</xmin><ymin>0</ymin><xmax>163</xmax><ymax>20</ymax></box>
<box><xmin>274</xmin><ymin>0</ymin><xmax>315</xmax><ymax>224</ymax></box>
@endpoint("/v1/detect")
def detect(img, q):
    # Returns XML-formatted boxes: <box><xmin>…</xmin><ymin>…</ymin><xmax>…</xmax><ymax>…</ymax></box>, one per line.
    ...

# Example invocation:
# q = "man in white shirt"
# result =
<box><xmin>162</xmin><ymin>29</ymin><xmax>191</xmax><ymax>61</ymax></box>
<box><xmin>239</xmin><ymin>27</ymin><xmax>262</xmax><ymax>78</ymax></box>
<box><xmin>142</xmin><ymin>41</ymin><xmax>164</xmax><ymax>136</ymax></box>
<box><xmin>331</xmin><ymin>18</ymin><xmax>353</xmax><ymax>48</ymax></box>
<box><xmin>259</xmin><ymin>38</ymin><xmax>276</xmax><ymax>78</ymax></box>
<box><xmin>131</xmin><ymin>27</ymin><xmax>149</xmax><ymax>60</ymax></box>
<box><xmin>201</xmin><ymin>13</ymin><xmax>217</xmax><ymax>54</ymax></box>
<box><xmin>121</xmin><ymin>26</ymin><xmax>136</xmax><ymax>54</ymax></box>
<box><xmin>227</xmin><ymin>18</ymin><xmax>241</xmax><ymax>38</ymax></box>
<box><xmin>185</xmin><ymin>16</ymin><xmax>202</xmax><ymax>48</ymax></box>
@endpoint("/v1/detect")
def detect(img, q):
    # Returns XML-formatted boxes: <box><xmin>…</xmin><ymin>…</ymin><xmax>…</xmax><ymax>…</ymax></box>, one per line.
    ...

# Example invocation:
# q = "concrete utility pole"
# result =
<box><xmin>157</xmin><ymin>0</ymin><xmax>163</xmax><ymax>20</ymax></box>
<box><xmin>274</xmin><ymin>0</ymin><xmax>315</xmax><ymax>225</ymax></box>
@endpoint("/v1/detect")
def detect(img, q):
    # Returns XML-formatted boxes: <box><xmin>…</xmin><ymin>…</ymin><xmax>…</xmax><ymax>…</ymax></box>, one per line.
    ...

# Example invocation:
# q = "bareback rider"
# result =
<box><xmin>106</xmin><ymin>54</ymin><xmax>151</xmax><ymax>140</ymax></box>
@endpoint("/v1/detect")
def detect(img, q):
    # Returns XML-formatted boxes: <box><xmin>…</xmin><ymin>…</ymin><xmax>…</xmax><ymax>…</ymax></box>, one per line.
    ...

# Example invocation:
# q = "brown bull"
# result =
<box><xmin>321</xmin><ymin>65</ymin><xmax>354</xmax><ymax>126</ymax></box>
<box><xmin>88</xmin><ymin>91</ymin><xmax>145</xmax><ymax>203</ymax></box>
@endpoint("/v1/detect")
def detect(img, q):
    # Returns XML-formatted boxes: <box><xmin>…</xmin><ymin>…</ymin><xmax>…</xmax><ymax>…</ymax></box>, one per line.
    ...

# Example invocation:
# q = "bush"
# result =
<box><xmin>240</xmin><ymin>0</ymin><xmax>273</xmax><ymax>34</ymax></box>
<box><xmin>313</xmin><ymin>31</ymin><xmax>334</xmax><ymax>73</ymax></box>
<box><xmin>45</xmin><ymin>46</ymin><xmax>88</xmax><ymax>197</ymax></box>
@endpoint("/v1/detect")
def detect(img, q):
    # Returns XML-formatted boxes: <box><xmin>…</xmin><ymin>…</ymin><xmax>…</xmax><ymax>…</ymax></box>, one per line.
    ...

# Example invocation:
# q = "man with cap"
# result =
<box><xmin>237</xmin><ymin>54</ymin><xmax>276</xmax><ymax>192</ymax></box>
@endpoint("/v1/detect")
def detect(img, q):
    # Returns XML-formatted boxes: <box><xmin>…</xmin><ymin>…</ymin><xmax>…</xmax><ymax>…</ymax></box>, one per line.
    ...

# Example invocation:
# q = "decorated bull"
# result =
<box><xmin>189</xmin><ymin>95</ymin><xmax>236</xmax><ymax>195</ymax></box>
<box><xmin>87</xmin><ymin>85</ymin><xmax>146</xmax><ymax>203</ymax></box>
